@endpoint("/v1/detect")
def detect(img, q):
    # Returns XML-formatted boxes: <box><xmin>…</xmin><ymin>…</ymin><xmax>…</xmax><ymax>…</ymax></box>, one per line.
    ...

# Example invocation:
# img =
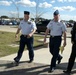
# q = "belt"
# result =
<box><xmin>50</xmin><ymin>35</ymin><xmax>61</xmax><ymax>38</ymax></box>
<box><xmin>22</xmin><ymin>34</ymin><xmax>28</xmax><ymax>37</ymax></box>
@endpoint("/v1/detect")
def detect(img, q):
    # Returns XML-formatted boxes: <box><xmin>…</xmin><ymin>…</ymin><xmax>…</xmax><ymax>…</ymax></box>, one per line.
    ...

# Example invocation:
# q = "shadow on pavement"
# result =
<box><xmin>0</xmin><ymin>61</ymin><xmax>76</xmax><ymax>75</ymax></box>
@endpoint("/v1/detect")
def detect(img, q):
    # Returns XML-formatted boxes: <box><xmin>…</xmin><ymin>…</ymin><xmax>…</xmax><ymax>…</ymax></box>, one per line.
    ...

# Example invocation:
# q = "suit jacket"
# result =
<box><xmin>71</xmin><ymin>22</ymin><xmax>76</xmax><ymax>43</ymax></box>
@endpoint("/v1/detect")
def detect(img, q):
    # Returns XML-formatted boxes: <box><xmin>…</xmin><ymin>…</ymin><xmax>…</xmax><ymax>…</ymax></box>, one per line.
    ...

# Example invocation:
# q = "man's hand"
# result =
<box><xmin>15</xmin><ymin>28</ymin><xmax>20</xmax><ymax>39</ymax></box>
<box><xmin>44</xmin><ymin>38</ymin><xmax>46</xmax><ymax>44</ymax></box>
<box><xmin>43</xmin><ymin>29</ymin><xmax>49</xmax><ymax>44</ymax></box>
<box><xmin>27</xmin><ymin>34</ymin><xmax>32</xmax><ymax>38</ymax></box>
<box><xmin>15</xmin><ymin>34</ymin><xmax>18</xmax><ymax>39</ymax></box>
<box><xmin>63</xmin><ymin>31</ymin><xmax>66</xmax><ymax>47</ymax></box>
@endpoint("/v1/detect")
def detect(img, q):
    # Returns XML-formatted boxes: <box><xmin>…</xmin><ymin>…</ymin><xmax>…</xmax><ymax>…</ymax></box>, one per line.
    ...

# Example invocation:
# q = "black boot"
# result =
<box><xmin>13</xmin><ymin>57</ymin><xmax>19</xmax><ymax>66</ymax></box>
<box><xmin>63</xmin><ymin>70</ymin><xmax>71</xmax><ymax>74</ymax></box>
<box><xmin>57</xmin><ymin>56</ymin><xmax>63</xmax><ymax>64</ymax></box>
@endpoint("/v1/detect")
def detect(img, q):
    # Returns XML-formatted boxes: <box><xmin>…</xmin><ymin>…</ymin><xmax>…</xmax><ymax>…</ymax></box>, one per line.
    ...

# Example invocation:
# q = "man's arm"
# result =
<box><xmin>63</xmin><ymin>31</ymin><xmax>66</xmax><ymax>47</ymax></box>
<box><xmin>71</xmin><ymin>26</ymin><xmax>75</xmax><ymax>44</ymax></box>
<box><xmin>28</xmin><ymin>29</ymin><xmax>37</xmax><ymax>38</ymax></box>
<box><xmin>15</xmin><ymin>28</ymin><xmax>21</xmax><ymax>38</ymax></box>
<box><xmin>44</xmin><ymin>29</ymin><xmax>50</xmax><ymax>44</ymax></box>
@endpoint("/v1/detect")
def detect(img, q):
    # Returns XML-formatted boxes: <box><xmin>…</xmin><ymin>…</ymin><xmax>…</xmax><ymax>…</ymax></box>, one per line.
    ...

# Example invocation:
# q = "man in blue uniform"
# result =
<box><xmin>14</xmin><ymin>11</ymin><xmax>37</xmax><ymax>66</ymax></box>
<box><xmin>63</xmin><ymin>22</ymin><xmax>76</xmax><ymax>74</ymax></box>
<box><xmin>44</xmin><ymin>10</ymin><xmax>67</xmax><ymax>72</ymax></box>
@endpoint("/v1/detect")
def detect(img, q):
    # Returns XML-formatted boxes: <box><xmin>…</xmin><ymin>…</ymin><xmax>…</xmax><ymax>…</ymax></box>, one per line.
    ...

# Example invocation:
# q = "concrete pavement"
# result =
<box><xmin>0</xmin><ymin>38</ymin><xmax>72</xmax><ymax>64</ymax></box>
<box><xmin>0</xmin><ymin>25</ymin><xmax>17</xmax><ymax>33</ymax></box>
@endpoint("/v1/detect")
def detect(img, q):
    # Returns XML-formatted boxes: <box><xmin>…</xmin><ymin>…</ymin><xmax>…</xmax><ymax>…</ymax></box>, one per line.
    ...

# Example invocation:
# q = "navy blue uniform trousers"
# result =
<box><xmin>66</xmin><ymin>43</ymin><xmax>76</xmax><ymax>71</ymax></box>
<box><xmin>49</xmin><ymin>36</ymin><xmax>62</xmax><ymax>68</ymax></box>
<box><xmin>15</xmin><ymin>35</ymin><xmax>34</xmax><ymax>62</ymax></box>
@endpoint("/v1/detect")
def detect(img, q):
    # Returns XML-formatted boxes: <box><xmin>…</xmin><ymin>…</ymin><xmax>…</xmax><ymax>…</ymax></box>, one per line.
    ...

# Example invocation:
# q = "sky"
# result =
<box><xmin>0</xmin><ymin>0</ymin><xmax>76</xmax><ymax>21</ymax></box>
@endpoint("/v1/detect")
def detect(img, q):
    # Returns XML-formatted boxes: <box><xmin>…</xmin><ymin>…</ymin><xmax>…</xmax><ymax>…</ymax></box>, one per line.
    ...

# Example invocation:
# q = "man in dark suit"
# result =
<box><xmin>63</xmin><ymin>22</ymin><xmax>76</xmax><ymax>74</ymax></box>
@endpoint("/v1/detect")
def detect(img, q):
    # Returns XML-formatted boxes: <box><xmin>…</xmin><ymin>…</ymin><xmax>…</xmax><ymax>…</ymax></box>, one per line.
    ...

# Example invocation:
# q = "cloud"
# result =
<box><xmin>58</xmin><ymin>0</ymin><xmax>64</xmax><ymax>2</ymax></box>
<box><xmin>9</xmin><ymin>11</ymin><xmax>19</xmax><ymax>18</ymax></box>
<box><xmin>61</xmin><ymin>14</ymin><xmax>76</xmax><ymax>21</ymax></box>
<box><xmin>16</xmin><ymin>0</ymin><xmax>36</xmax><ymax>7</ymax></box>
<box><xmin>68</xmin><ymin>0</ymin><xmax>76</xmax><ymax>2</ymax></box>
<box><xmin>42</xmin><ymin>12</ymin><xmax>76</xmax><ymax>21</ymax></box>
<box><xmin>53</xmin><ymin>7</ymin><xmax>64</xmax><ymax>11</ymax></box>
<box><xmin>58</xmin><ymin>0</ymin><xmax>76</xmax><ymax>2</ymax></box>
<box><xmin>39</xmin><ymin>2</ymin><xmax>52</xmax><ymax>8</ymax></box>
<box><xmin>9</xmin><ymin>11</ymin><xmax>18</xmax><ymax>15</ymax></box>
<box><xmin>51</xmin><ymin>0</ymin><xmax>55</xmax><ymax>3</ymax></box>
<box><xmin>0</xmin><ymin>0</ymin><xmax>12</xmax><ymax>6</ymax></box>
<box><xmin>53</xmin><ymin>6</ymin><xmax>76</xmax><ymax>11</ymax></box>
<box><xmin>43</xmin><ymin>0</ymin><xmax>46</xmax><ymax>1</ymax></box>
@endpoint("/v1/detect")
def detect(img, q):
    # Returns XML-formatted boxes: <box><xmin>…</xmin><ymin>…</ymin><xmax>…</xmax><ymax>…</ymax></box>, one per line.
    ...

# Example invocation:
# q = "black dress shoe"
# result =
<box><xmin>28</xmin><ymin>59</ymin><xmax>33</xmax><ymax>63</ymax></box>
<box><xmin>63</xmin><ymin>70</ymin><xmax>71</xmax><ymax>74</ymax></box>
<box><xmin>14</xmin><ymin>58</ymin><xmax>19</xmax><ymax>66</ymax></box>
<box><xmin>48</xmin><ymin>68</ymin><xmax>55</xmax><ymax>73</ymax></box>
<box><xmin>12</xmin><ymin>60</ymin><xmax>19</xmax><ymax>66</ymax></box>
<box><xmin>14</xmin><ymin>61</ymin><xmax>19</xmax><ymax>66</ymax></box>
<box><xmin>58</xmin><ymin>57</ymin><xmax>63</xmax><ymax>64</ymax></box>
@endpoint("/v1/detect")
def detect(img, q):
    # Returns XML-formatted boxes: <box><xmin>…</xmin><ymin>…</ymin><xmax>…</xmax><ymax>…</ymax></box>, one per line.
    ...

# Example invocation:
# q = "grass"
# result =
<box><xmin>0</xmin><ymin>31</ymin><xmax>44</xmax><ymax>57</ymax></box>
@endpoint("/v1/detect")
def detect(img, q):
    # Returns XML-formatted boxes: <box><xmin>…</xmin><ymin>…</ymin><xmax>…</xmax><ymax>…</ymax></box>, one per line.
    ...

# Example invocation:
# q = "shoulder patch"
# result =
<box><xmin>28</xmin><ymin>21</ymin><xmax>31</xmax><ymax>24</ymax></box>
<box><xmin>21</xmin><ymin>22</ymin><xmax>23</xmax><ymax>24</ymax></box>
<box><xmin>50</xmin><ymin>21</ymin><xmax>53</xmax><ymax>24</ymax></box>
<box><xmin>20</xmin><ymin>20</ymin><xmax>24</xmax><ymax>24</ymax></box>
<box><xmin>60</xmin><ymin>20</ymin><xmax>64</xmax><ymax>24</ymax></box>
<box><xmin>50</xmin><ymin>23</ymin><xmax>53</xmax><ymax>24</ymax></box>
